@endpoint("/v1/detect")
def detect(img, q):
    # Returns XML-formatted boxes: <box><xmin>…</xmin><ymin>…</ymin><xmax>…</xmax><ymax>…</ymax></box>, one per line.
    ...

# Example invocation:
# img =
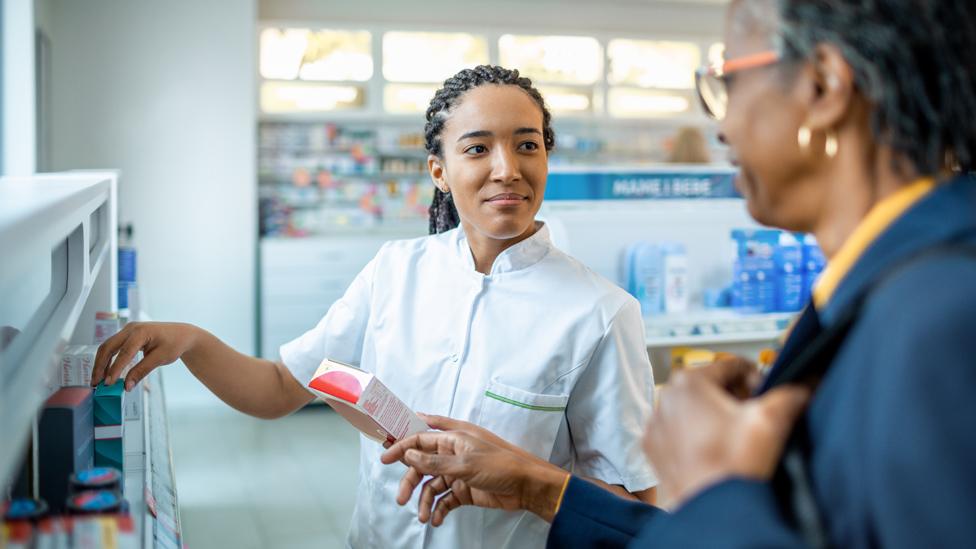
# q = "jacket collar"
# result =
<box><xmin>819</xmin><ymin>174</ymin><xmax>976</xmax><ymax>326</ymax></box>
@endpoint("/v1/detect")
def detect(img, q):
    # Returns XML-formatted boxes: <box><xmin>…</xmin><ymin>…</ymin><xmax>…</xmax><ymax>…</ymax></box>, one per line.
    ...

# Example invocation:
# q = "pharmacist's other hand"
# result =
<box><xmin>644</xmin><ymin>360</ymin><xmax>810</xmax><ymax>507</ymax></box>
<box><xmin>381</xmin><ymin>431</ymin><xmax>568</xmax><ymax>526</ymax></box>
<box><xmin>92</xmin><ymin>321</ymin><xmax>199</xmax><ymax>391</ymax></box>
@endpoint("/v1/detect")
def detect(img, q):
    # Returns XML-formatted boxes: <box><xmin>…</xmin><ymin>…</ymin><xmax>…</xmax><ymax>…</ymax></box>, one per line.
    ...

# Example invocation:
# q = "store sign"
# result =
<box><xmin>545</xmin><ymin>170</ymin><xmax>740</xmax><ymax>200</ymax></box>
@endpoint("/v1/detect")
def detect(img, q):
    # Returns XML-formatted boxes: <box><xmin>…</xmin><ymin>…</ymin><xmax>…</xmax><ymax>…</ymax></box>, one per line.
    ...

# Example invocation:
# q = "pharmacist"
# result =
<box><xmin>382</xmin><ymin>0</ymin><xmax>976</xmax><ymax>547</ymax></box>
<box><xmin>93</xmin><ymin>65</ymin><xmax>657</xmax><ymax>548</ymax></box>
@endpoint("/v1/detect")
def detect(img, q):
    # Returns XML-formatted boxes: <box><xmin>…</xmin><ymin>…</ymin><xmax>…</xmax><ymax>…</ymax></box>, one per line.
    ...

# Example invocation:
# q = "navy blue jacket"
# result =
<box><xmin>548</xmin><ymin>175</ymin><xmax>976</xmax><ymax>548</ymax></box>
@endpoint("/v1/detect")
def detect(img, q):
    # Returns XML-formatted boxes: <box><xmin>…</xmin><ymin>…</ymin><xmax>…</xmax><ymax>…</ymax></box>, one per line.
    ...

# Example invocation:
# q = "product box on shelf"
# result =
<box><xmin>93</xmin><ymin>381</ymin><xmax>126</xmax><ymax>474</ymax></box>
<box><xmin>38</xmin><ymin>387</ymin><xmax>94</xmax><ymax>512</ymax></box>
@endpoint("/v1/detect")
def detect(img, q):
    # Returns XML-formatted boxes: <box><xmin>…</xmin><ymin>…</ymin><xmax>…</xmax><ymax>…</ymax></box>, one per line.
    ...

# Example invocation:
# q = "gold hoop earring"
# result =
<box><xmin>825</xmin><ymin>131</ymin><xmax>838</xmax><ymax>159</ymax></box>
<box><xmin>798</xmin><ymin>126</ymin><xmax>812</xmax><ymax>151</ymax></box>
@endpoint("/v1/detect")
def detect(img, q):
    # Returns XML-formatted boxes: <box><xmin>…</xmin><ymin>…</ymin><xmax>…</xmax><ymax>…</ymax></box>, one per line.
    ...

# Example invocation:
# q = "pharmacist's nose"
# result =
<box><xmin>490</xmin><ymin>147</ymin><xmax>521</xmax><ymax>183</ymax></box>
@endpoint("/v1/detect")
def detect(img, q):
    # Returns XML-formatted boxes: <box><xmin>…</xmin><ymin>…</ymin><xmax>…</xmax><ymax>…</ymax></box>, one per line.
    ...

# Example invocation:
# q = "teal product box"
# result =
<box><xmin>94</xmin><ymin>381</ymin><xmax>126</xmax><ymax>475</ymax></box>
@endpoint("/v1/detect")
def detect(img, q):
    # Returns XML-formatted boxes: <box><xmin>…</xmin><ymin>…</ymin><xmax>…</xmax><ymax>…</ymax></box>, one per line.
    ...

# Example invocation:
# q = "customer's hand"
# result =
<box><xmin>418</xmin><ymin>413</ymin><xmax>549</xmax><ymax>465</ymax></box>
<box><xmin>644</xmin><ymin>359</ymin><xmax>810</xmax><ymax>507</ymax></box>
<box><xmin>381</xmin><ymin>419</ymin><xmax>569</xmax><ymax>526</ymax></box>
<box><xmin>92</xmin><ymin>321</ymin><xmax>199</xmax><ymax>390</ymax></box>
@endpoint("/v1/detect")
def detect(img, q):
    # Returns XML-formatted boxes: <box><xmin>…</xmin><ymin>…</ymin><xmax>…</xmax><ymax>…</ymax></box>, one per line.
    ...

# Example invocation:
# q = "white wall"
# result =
<box><xmin>46</xmin><ymin>0</ymin><xmax>257</xmax><ymax>408</ymax></box>
<box><xmin>2</xmin><ymin>0</ymin><xmax>36</xmax><ymax>175</ymax></box>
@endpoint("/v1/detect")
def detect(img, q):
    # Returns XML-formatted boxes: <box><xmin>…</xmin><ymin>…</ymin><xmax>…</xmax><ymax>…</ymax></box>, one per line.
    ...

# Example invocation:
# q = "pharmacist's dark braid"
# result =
<box><xmin>425</xmin><ymin>65</ymin><xmax>555</xmax><ymax>234</ymax></box>
<box><xmin>771</xmin><ymin>0</ymin><xmax>976</xmax><ymax>175</ymax></box>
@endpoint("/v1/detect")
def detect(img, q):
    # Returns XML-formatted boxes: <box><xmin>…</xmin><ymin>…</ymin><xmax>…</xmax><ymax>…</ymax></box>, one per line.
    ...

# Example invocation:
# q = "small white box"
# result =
<box><xmin>307</xmin><ymin>359</ymin><xmax>428</xmax><ymax>443</ymax></box>
<box><xmin>61</xmin><ymin>345</ymin><xmax>97</xmax><ymax>386</ymax></box>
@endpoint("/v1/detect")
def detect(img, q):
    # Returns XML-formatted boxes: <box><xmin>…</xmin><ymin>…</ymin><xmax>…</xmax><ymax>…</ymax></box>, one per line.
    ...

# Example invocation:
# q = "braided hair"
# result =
<box><xmin>424</xmin><ymin>65</ymin><xmax>556</xmax><ymax>234</ymax></box>
<box><xmin>766</xmin><ymin>0</ymin><xmax>976</xmax><ymax>176</ymax></box>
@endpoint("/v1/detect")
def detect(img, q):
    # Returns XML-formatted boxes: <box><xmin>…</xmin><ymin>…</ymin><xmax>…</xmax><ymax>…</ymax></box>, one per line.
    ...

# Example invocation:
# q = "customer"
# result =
<box><xmin>383</xmin><ymin>0</ymin><xmax>976</xmax><ymax>546</ymax></box>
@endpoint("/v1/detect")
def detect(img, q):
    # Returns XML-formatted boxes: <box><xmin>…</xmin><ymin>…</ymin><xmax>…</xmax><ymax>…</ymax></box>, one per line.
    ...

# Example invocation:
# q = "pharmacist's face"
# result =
<box><xmin>430</xmin><ymin>85</ymin><xmax>548</xmax><ymax>240</ymax></box>
<box><xmin>719</xmin><ymin>1</ymin><xmax>826</xmax><ymax>232</ymax></box>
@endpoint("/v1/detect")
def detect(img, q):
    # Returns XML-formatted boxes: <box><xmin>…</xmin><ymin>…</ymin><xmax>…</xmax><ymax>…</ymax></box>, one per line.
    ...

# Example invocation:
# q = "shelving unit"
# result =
<box><xmin>0</xmin><ymin>172</ymin><xmax>116</xmax><ymax>485</ymax></box>
<box><xmin>0</xmin><ymin>172</ymin><xmax>181</xmax><ymax>547</ymax></box>
<box><xmin>644</xmin><ymin>310</ymin><xmax>793</xmax><ymax>347</ymax></box>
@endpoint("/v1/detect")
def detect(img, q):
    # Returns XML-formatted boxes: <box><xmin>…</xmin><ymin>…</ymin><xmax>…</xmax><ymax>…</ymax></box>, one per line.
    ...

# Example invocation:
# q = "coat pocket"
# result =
<box><xmin>477</xmin><ymin>379</ymin><xmax>570</xmax><ymax>460</ymax></box>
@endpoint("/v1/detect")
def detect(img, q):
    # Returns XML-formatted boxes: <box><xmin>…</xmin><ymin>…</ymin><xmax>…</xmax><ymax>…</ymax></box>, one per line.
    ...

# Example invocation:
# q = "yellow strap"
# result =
<box><xmin>553</xmin><ymin>473</ymin><xmax>573</xmax><ymax>516</ymax></box>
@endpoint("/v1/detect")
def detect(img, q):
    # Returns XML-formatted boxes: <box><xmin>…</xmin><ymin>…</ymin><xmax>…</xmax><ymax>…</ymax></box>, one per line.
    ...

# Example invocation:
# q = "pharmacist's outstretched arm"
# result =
<box><xmin>92</xmin><ymin>321</ymin><xmax>313</xmax><ymax>419</ymax></box>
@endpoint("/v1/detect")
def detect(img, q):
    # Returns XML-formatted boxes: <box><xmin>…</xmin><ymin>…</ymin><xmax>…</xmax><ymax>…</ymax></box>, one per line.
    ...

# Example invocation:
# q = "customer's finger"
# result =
<box><xmin>397</xmin><ymin>466</ymin><xmax>425</xmax><ymax>505</ymax></box>
<box><xmin>418</xmin><ymin>475</ymin><xmax>451</xmax><ymax>523</ymax></box>
<box><xmin>431</xmin><ymin>491</ymin><xmax>463</xmax><ymax>527</ymax></box>
<box><xmin>403</xmin><ymin>449</ymin><xmax>466</xmax><ymax>478</ymax></box>
<box><xmin>381</xmin><ymin>431</ymin><xmax>454</xmax><ymax>464</ymax></box>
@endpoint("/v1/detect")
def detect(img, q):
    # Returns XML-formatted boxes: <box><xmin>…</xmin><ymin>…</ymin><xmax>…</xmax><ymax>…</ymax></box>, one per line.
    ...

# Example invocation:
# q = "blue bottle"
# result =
<box><xmin>632</xmin><ymin>243</ymin><xmax>665</xmax><ymax>316</ymax></box>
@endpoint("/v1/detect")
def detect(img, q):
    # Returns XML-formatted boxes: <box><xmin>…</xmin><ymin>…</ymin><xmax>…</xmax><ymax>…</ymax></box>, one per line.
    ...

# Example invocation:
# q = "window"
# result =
<box><xmin>260</xmin><ymin>82</ymin><xmax>365</xmax><ymax>113</ymax></box>
<box><xmin>499</xmin><ymin>35</ymin><xmax>602</xmax><ymax>85</ymax></box>
<box><xmin>260</xmin><ymin>28</ymin><xmax>372</xmax><ymax>82</ymax></box>
<box><xmin>538</xmin><ymin>86</ymin><xmax>593</xmax><ymax>114</ymax></box>
<box><xmin>608</xmin><ymin>39</ymin><xmax>700</xmax><ymax>89</ymax></box>
<box><xmin>708</xmin><ymin>42</ymin><xmax>725</xmax><ymax>68</ymax></box>
<box><xmin>384</xmin><ymin>84</ymin><xmax>439</xmax><ymax>114</ymax></box>
<box><xmin>607</xmin><ymin>89</ymin><xmax>691</xmax><ymax>118</ymax></box>
<box><xmin>382</xmin><ymin>32</ymin><xmax>489</xmax><ymax>83</ymax></box>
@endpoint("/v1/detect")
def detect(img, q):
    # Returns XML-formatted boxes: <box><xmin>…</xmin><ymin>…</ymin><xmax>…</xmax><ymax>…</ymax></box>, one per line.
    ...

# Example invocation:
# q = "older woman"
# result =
<box><xmin>382</xmin><ymin>0</ymin><xmax>976</xmax><ymax>546</ymax></box>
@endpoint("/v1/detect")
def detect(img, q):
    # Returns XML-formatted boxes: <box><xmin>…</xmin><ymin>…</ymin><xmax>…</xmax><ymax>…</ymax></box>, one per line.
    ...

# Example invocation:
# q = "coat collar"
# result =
<box><xmin>452</xmin><ymin>221</ymin><xmax>552</xmax><ymax>276</ymax></box>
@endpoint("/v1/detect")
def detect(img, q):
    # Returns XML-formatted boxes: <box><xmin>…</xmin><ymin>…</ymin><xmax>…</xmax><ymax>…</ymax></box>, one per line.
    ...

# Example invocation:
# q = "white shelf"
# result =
<box><xmin>124</xmin><ymin>369</ymin><xmax>182</xmax><ymax>549</ymax></box>
<box><xmin>644</xmin><ymin>310</ymin><xmax>795</xmax><ymax>348</ymax></box>
<box><xmin>0</xmin><ymin>172</ymin><xmax>118</xmax><ymax>486</ymax></box>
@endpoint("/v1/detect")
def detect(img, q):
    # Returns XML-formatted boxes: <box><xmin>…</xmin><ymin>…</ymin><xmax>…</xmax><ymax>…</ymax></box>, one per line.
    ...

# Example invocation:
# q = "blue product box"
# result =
<box><xmin>733</xmin><ymin>256</ymin><xmax>777</xmax><ymax>313</ymax></box>
<box><xmin>94</xmin><ymin>381</ymin><xmax>126</xmax><ymax>474</ymax></box>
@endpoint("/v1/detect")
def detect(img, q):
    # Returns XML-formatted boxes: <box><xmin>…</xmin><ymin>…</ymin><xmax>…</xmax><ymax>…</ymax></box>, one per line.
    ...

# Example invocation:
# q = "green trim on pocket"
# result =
<box><xmin>484</xmin><ymin>391</ymin><xmax>566</xmax><ymax>412</ymax></box>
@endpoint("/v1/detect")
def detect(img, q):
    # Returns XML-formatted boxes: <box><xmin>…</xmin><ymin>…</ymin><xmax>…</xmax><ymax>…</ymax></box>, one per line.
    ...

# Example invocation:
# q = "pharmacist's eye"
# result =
<box><xmin>518</xmin><ymin>141</ymin><xmax>540</xmax><ymax>152</ymax></box>
<box><xmin>464</xmin><ymin>144</ymin><xmax>488</xmax><ymax>155</ymax></box>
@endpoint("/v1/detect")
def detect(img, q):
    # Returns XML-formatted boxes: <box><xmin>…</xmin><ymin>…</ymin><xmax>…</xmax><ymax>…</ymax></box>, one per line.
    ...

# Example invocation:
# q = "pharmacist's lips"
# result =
<box><xmin>486</xmin><ymin>193</ymin><xmax>528</xmax><ymax>202</ymax></box>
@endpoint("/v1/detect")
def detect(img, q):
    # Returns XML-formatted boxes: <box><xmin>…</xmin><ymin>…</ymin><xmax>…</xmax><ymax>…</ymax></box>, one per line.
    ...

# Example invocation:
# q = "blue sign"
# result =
<box><xmin>544</xmin><ymin>169</ymin><xmax>741</xmax><ymax>201</ymax></box>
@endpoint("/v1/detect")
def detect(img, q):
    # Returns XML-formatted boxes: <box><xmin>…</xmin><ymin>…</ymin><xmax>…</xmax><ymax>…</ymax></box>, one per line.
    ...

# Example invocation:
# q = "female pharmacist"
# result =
<box><xmin>382</xmin><ymin>0</ymin><xmax>976</xmax><ymax>547</ymax></box>
<box><xmin>92</xmin><ymin>66</ymin><xmax>658</xmax><ymax>548</ymax></box>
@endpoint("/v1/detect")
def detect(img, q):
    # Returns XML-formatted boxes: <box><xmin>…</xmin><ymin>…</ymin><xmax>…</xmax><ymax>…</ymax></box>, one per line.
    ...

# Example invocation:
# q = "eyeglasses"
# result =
<box><xmin>695</xmin><ymin>50</ymin><xmax>781</xmax><ymax>121</ymax></box>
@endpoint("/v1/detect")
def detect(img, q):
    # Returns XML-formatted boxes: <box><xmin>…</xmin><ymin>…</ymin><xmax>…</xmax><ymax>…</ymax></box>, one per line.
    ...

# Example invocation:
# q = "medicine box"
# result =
<box><xmin>38</xmin><ymin>387</ymin><xmax>94</xmax><ymax>512</ymax></box>
<box><xmin>307</xmin><ymin>359</ymin><xmax>427</xmax><ymax>443</ymax></box>
<box><xmin>93</xmin><ymin>381</ymin><xmax>126</xmax><ymax>473</ymax></box>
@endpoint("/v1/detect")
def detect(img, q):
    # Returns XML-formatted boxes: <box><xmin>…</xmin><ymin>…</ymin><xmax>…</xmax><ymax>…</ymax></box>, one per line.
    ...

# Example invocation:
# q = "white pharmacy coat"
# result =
<box><xmin>281</xmin><ymin>223</ymin><xmax>657</xmax><ymax>549</ymax></box>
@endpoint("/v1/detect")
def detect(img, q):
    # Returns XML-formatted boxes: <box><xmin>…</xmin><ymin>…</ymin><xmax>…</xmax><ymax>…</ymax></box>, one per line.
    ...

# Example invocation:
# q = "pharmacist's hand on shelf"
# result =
<box><xmin>381</xmin><ymin>429</ymin><xmax>569</xmax><ymax>526</ymax></box>
<box><xmin>92</xmin><ymin>321</ymin><xmax>199</xmax><ymax>391</ymax></box>
<box><xmin>644</xmin><ymin>359</ymin><xmax>810</xmax><ymax>508</ymax></box>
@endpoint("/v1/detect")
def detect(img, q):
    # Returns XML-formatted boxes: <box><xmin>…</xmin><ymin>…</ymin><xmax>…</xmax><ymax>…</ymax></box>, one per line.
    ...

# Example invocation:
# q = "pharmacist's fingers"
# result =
<box><xmin>418</xmin><ymin>476</ymin><xmax>451</xmax><ymax>523</ymax></box>
<box><xmin>431</xmin><ymin>491</ymin><xmax>463</xmax><ymax>527</ymax></box>
<box><xmin>123</xmin><ymin>349</ymin><xmax>164</xmax><ymax>391</ymax></box>
<box><xmin>396</xmin><ymin>466</ymin><xmax>426</xmax><ymax>505</ymax></box>
<box><xmin>92</xmin><ymin>326</ymin><xmax>133</xmax><ymax>385</ymax></box>
<box><xmin>104</xmin><ymin>332</ymin><xmax>146</xmax><ymax>386</ymax></box>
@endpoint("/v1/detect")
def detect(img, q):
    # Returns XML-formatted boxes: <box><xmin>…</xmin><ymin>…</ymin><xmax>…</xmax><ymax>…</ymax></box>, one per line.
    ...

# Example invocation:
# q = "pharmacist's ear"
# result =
<box><xmin>428</xmin><ymin>154</ymin><xmax>450</xmax><ymax>194</ymax></box>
